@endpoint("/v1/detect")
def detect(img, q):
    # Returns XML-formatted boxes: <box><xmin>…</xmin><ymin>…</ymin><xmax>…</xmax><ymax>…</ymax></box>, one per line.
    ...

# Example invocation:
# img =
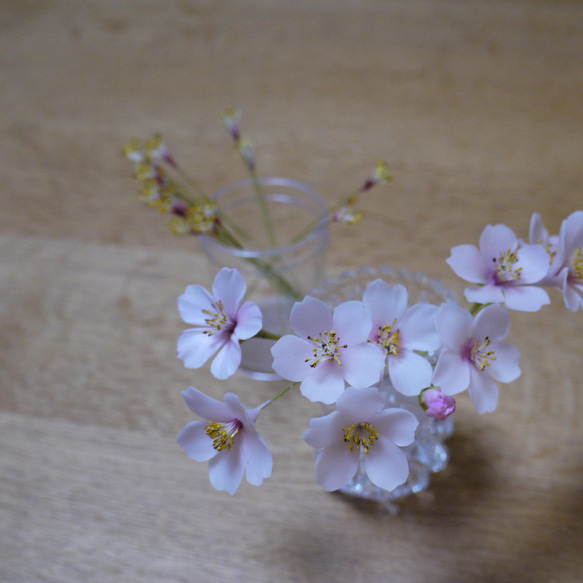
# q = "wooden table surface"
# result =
<box><xmin>1</xmin><ymin>1</ymin><xmax>582</xmax><ymax>581</ymax></box>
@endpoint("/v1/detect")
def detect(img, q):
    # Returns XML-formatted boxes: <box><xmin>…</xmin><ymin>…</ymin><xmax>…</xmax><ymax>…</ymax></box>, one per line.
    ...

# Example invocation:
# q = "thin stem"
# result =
<box><xmin>249</xmin><ymin>169</ymin><xmax>277</xmax><ymax>248</ymax></box>
<box><xmin>469</xmin><ymin>302</ymin><xmax>490</xmax><ymax>316</ymax></box>
<box><xmin>254</xmin><ymin>329</ymin><xmax>282</xmax><ymax>341</ymax></box>
<box><xmin>263</xmin><ymin>382</ymin><xmax>299</xmax><ymax>408</ymax></box>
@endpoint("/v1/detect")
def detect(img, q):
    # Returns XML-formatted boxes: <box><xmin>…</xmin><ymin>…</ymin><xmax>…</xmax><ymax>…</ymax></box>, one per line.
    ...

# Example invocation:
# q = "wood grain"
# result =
<box><xmin>1</xmin><ymin>1</ymin><xmax>582</xmax><ymax>581</ymax></box>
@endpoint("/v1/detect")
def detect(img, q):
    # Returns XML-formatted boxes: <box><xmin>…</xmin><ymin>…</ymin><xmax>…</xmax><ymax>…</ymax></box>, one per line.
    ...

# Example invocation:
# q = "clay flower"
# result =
<box><xmin>420</xmin><ymin>387</ymin><xmax>456</xmax><ymax>420</ymax></box>
<box><xmin>447</xmin><ymin>224</ymin><xmax>551</xmax><ymax>312</ymax></box>
<box><xmin>177</xmin><ymin>267</ymin><xmax>262</xmax><ymax>379</ymax></box>
<box><xmin>363</xmin><ymin>280</ymin><xmax>441</xmax><ymax>396</ymax></box>
<box><xmin>177</xmin><ymin>387</ymin><xmax>272</xmax><ymax>495</ymax></box>
<box><xmin>432</xmin><ymin>303</ymin><xmax>521</xmax><ymax>414</ymax></box>
<box><xmin>271</xmin><ymin>297</ymin><xmax>385</xmax><ymax>404</ymax></box>
<box><xmin>550</xmin><ymin>210</ymin><xmax>583</xmax><ymax>312</ymax></box>
<box><xmin>303</xmin><ymin>386</ymin><xmax>418</xmax><ymax>492</ymax></box>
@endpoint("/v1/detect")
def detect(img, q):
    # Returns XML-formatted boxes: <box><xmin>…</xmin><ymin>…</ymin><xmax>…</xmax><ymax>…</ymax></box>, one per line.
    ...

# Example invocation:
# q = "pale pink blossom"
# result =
<box><xmin>177</xmin><ymin>268</ymin><xmax>262</xmax><ymax>379</ymax></box>
<box><xmin>303</xmin><ymin>386</ymin><xmax>418</xmax><ymax>492</ymax></box>
<box><xmin>177</xmin><ymin>387</ymin><xmax>272</xmax><ymax>495</ymax></box>
<box><xmin>363</xmin><ymin>280</ymin><xmax>441</xmax><ymax>396</ymax></box>
<box><xmin>420</xmin><ymin>387</ymin><xmax>456</xmax><ymax>420</ymax></box>
<box><xmin>447</xmin><ymin>224</ymin><xmax>550</xmax><ymax>312</ymax></box>
<box><xmin>271</xmin><ymin>297</ymin><xmax>385</xmax><ymax>404</ymax></box>
<box><xmin>549</xmin><ymin>210</ymin><xmax>583</xmax><ymax>312</ymax></box>
<box><xmin>432</xmin><ymin>303</ymin><xmax>521</xmax><ymax>414</ymax></box>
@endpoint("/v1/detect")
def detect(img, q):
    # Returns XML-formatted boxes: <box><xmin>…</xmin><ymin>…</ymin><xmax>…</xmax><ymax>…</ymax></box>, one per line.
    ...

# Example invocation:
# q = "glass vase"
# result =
<box><xmin>311</xmin><ymin>266</ymin><xmax>456</xmax><ymax>509</ymax></box>
<box><xmin>201</xmin><ymin>177</ymin><xmax>329</xmax><ymax>380</ymax></box>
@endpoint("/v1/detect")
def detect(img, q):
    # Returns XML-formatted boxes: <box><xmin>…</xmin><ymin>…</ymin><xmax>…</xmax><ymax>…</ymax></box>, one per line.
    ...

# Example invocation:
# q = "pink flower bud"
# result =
<box><xmin>420</xmin><ymin>387</ymin><xmax>456</xmax><ymax>421</ymax></box>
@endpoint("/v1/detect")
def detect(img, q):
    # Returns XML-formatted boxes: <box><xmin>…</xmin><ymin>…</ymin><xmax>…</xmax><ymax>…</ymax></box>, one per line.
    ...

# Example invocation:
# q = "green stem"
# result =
<box><xmin>253</xmin><ymin>329</ymin><xmax>282</xmax><ymax>341</ymax></box>
<box><xmin>469</xmin><ymin>302</ymin><xmax>490</xmax><ymax>316</ymax></box>
<box><xmin>263</xmin><ymin>382</ymin><xmax>299</xmax><ymax>408</ymax></box>
<box><xmin>249</xmin><ymin>169</ymin><xmax>277</xmax><ymax>248</ymax></box>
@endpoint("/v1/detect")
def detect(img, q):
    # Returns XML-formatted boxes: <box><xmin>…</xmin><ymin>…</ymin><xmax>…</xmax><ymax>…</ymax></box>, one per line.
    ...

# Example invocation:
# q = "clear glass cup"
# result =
<box><xmin>200</xmin><ymin>177</ymin><xmax>329</xmax><ymax>380</ymax></box>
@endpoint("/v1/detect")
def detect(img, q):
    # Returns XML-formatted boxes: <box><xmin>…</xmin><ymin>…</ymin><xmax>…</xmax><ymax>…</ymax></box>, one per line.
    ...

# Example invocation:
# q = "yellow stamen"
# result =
<box><xmin>572</xmin><ymin>248</ymin><xmax>583</xmax><ymax>279</ymax></box>
<box><xmin>343</xmin><ymin>422</ymin><xmax>379</xmax><ymax>454</ymax></box>
<box><xmin>206</xmin><ymin>420</ymin><xmax>242</xmax><ymax>451</ymax></box>
<box><xmin>202</xmin><ymin>300</ymin><xmax>229</xmax><ymax>335</ymax></box>
<box><xmin>471</xmin><ymin>336</ymin><xmax>496</xmax><ymax>371</ymax></box>
<box><xmin>494</xmin><ymin>249</ymin><xmax>522</xmax><ymax>282</ymax></box>
<box><xmin>376</xmin><ymin>319</ymin><xmax>401</xmax><ymax>356</ymax></box>
<box><xmin>305</xmin><ymin>331</ymin><xmax>346</xmax><ymax>368</ymax></box>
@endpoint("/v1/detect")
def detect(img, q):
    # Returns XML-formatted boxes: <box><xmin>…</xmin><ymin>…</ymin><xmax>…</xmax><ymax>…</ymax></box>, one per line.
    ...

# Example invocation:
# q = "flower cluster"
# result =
<box><xmin>174</xmin><ymin>208</ymin><xmax>582</xmax><ymax>497</ymax></box>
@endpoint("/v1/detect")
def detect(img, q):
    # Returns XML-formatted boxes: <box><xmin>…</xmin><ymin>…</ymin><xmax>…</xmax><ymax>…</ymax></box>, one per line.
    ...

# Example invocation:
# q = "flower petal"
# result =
<box><xmin>271</xmin><ymin>335</ymin><xmax>313</xmax><ymax>382</ymax></box>
<box><xmin>212</xmin><ymin>267</ymin><xmax>246</xmax><ymax>316</ymax></box>
<box><xmin>314</xmin><ymin>442</ymin><xmax>359</xmax><ymax>491</ymax></box>
<box><xmin>372</xmin><ymin>408</ymin><xmax>418</xmax><ymax>446</ymax></box>
<box><xmin>336</xmin><ymin>386</ymin><xmax>384</xmax><ymax>420</ymax></box>
<box><xmin>290</xmin><ymin>296</ymin><xmax>333</xmax><ymax>338</ymax></box>
<box><xmin>388</xmin><ymin>349</ymin><xmax>433</xmax><ymax>396</ymax></box>
<box><xmin>303</xmin><ymin>411</ymin><xmax>343</xmax><ymax>449</ymax></box>
<box><xmin>398</xmin><ymin>304</ymin><xmax>440</xmax><ymax>351</ymax></box>
<box><xmin>208</xmin><ymin>441</ymin><xmax>245</xmax><ymax>495</ymax></box>
<box><xmin>502</xmin><ymin>285</ymin><xmax>550</xmax><ymax>312</ymax></box>
<box><xmin>480</xmin><ymin>224</ymin><xmax>518</xmax><ymax>263</ymax></box>
<box><xmin>177</xmin><ymin>420</ymin><xmax>217</xmax><ymax>462</ymax></box>
<box><xmin>365</xmin><ymin>437</ymin><xmax>410</xmax><ymax>492</ymax></box>
<box><xmin>332</xmin><ymin>301</ymin><xmax>372</xmax><ymax>345</ymax></box>
<box><xmin>233</xmin><ymin>301</ymin><xmax>263</xmax><ymax>340</ymax></box>
<box><xmin>435</xmin><ymin>303</ymin><xmax>472</xmax><ymax>352</ymax></box>
<box><xmin>473</xmin><ymin>304</ymin><xmax>510</xmax><ymax>342</ymax></box>
<box><xmin>242</xmin><ymin>433</ymin><xmax>273</xmax><ymax>486</ymax></box>
<box><xmin>488</xmin><ymin>341</ymin><xmax>521</xmax><ymax>383</ymax></box>
<box><xmin>363</xmin><ymin>281</ymin><xmax>408</xmax><ymax>328</ymax></box>
<box><xmin>177</xmin><ymin>328</ymin><xmax>224</xmax><ymax>369</ymax></box>
<box><xmin>465</xmin><ymin>284</ymin><xmax>505</xmax><ymax>305</ymax></box>
<box><xmin>468</xmin><ymin>367</ymin><xmax>499</xmax><ymax>414</ymax></box>
<box><xmin>515</xmin><ymin>244</ymin><xmax>550</xmax><ymax>284</ymax></box>
<box><xmin>181</xmin><ymin>387</ymin><xmax>231</xmax><ymax>421</ymax></box>
<box><xmin>300</xmin><ymin>361</ymin><xmax>346</xmax><ymax>404</ymax></box>
<box><xmin>432</xmin><ymin>350</ymin><xmax>471</xmax><ymax>395</ymax></box>
<box><xmin>446</xmin><ymin>245</ymin><xmax>489</xmax><ymax>283</ymax></box>
<box><xmin>178</xmin><ymin>285</ymin><xmax>216</xmax><ymax>325</ymax></box>
<box><xmin>341</xmin><ymin>344</ymin><xmax>385</xmax><ymax>389</ymax></box>
<box><xmin>210</xmin><ymin>339</ymin><xmax>242</xmax><ymax>380</ymax></box>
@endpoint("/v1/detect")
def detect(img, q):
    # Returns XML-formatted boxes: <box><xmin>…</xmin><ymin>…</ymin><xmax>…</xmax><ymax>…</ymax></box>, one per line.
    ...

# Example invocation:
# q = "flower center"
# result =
<box><xmin>305</xmin><ymin>331</ymin><xmax>347</xmax><ymax>368</ymax></box>
<box><xmin>206</xmin><ymin>419</ymin><xmax>243</xmax><ymax>451</ymax></box>
<box><xmin>493</xmin><ymin>248</ymin><xmax>522</xmax><ymax>283</ymax></box>
<box><xmin>470</xmin><ymin>336</ymin><xmax>496</xmax><ymax>371</ymax></box>
<box><xmin>343</xmin><ymin>422</ymin><xmax>379</xmax><ymax>454</ymax></box>
<box><xmin>376</xmin><ymin>319</ymin><xmax>401</xmax><ymax>356</ymax></box>
<box><xmin>202</xmin><ymin>300</ymin><xmax>232</xmax><ymax>335</ymax></box>
<box><xmin>572</xmin><ymin>248</ymin><xmax>583</xmax><ymax>279</ymax></box>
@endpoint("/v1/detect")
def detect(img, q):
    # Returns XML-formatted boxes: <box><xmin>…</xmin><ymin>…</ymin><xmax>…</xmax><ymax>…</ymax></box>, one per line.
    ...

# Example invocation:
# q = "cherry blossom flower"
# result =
<box><xmin>271</xmin><ymin>297</ymin><xmax>385</xmax><ymax>404</ymax></box>
<box><xmin>363</xmin><ymin>280</ymin><xmax>441</xmax><ymax>396</ymax></box>
<box><xmin>177</xmin><ymin>268</ymin><xmax>262</xmax><ymax>379</ymax></box>
<box><xmin>447</xmin><ymin>224</ymin><xmax>551</xmax><ymax>312</ymax></box>
<box><xmin>177</xmin><ymin>387</ymin><xmax>272</xmax><ymax>495</ymax></box>
<box><xmin>529</xmin><ymin>212</ymin><xmax>559</xmax><ymax>274</ymax></box>
<box><xmin>303</xmin><ymin>386</ymin><xmax>418</xmax><ymax>492</ymax></box>
<box><xmin>549</xmin><ymin>210</ymin><xmax>583</xmax><ymax>312</ymax></box>
<box><xmin>432</xmin><ymin>303</ymin><xmax>521</xmax><ymax>414</ymax></box>
<box><xmin>419</xmin><ymin>387</ymin><xmax>456</xmax><ymax>420</ymax></box>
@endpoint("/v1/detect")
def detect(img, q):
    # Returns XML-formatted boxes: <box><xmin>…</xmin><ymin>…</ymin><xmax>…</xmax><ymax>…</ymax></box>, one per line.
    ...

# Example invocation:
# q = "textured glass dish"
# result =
<box><xmin>312</xmin><ymin>266</ymin><xmax>456</xmax><ymax>509</ymax></box>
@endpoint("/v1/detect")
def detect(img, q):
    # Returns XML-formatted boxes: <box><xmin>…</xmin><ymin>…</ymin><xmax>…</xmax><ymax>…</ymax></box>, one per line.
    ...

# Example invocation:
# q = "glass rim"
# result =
<box><xmin>200</xmin><ymin>177</ymin><xmax>329</xmax><ymax>259</ymax></box>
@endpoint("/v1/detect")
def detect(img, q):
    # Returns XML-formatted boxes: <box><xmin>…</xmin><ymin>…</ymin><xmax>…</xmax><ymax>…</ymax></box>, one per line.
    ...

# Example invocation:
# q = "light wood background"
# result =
<box><xmin>1</xmin><ymin>1</ymin><xmax>582</xmax><ymax>581</ymax></box>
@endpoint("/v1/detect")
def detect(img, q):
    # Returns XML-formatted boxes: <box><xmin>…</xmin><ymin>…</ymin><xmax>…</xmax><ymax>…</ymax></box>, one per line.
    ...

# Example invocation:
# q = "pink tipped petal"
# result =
<box><xmin>473</xmin><ymin>304</ymin><xmax>511</xmax><ymax>342</ymax></box>
<box><xmin>388</xmin><ymin>350</ymin><xmax>434</xmax><ymax>396</ymax></box>
<box><xmin>502</xmin><ymin>285</ymin><xmax>550</xmax><ymax>312</ymax></box>
<box><xmin>290</xmin><ymin>296</ymin><xmax>333</xmax><ymax>338</ymax></box>
<box><xmin>212</xmin><ymin>268</ymin><xmax>246</xmax><ymax>316</ymax></box>
<box><xmin>177</xmin><ymin>328</ymin><xmax>224</xmax><ymax>369</ymax></box>
<box><xmin>242</xmin><ymin>434</ymin><xmax>273</xmax><ymax>486</ymax></box>
<box><xmin>210</xmin><ymin>340</ymin><xmax>242</xmax><ymax>380</ymax></box>
<box><xmin>480</xmin><ymin>224</ymin><xmax>518</xmax><ymax>262</ymax></box>
<box><xmin>487</xmin><ymin>342</ymin><xmax>521</xmax><ymax>383</ymax></box>
<box><xmin>332</xmin><ymin>301</ymin><xmax>372</xmax><ymax>344</ymax></box>
<box><xmin>233</xmin><ymin>301</ymin><xmax>262</xmax><ymax>340</ymax></box>
<box><xmin>373</xmin><ymin>409</ymin><xmax>418</xmax><ymax>446</ymax></box>
<box><xmin>303</xmin><ymin>412</ymin><xmax>343</xmax><ymax>449</ymax></box>
<box><xmin>446</xmin><ymin>245</ymin><xmax>489</xmax><ymax>283</ymax></box>
<box><xmin>365</xmin><ymin>438</ymin><xmax>410</xmax><ymax>492</ymax></box>
<box><xmin>435</xmin><ymin>304</ymin><xmax>472</xmax><ymax>352</ymax></box>
<box><xmin>398</xmin><ymin>304</ymin><xmax>440</xmax><ymax>351</ymax></box>
<box><xmin>178</xmin><ymin>285</ymin><xmax>216</xmax><ymax>325</ymax></box>
<box><xmin>341</xmin><ymin>344</ymin><xmax>385</xmax><ymax>389</ymax></box>
<box><xmin>177</xmin><ymin>420</ymin><xmax>218</xmax><ymax>462</ymax></box>
<box><xmin>314</xmin><ymin>442</ymin><xmax>359</xmax><ymax>491</ymax></box>
<box><xmin>336</xmin><ymin>386</ymin><xmax>384</xmax><ymax>420</ymax></box>
<box><xmin>208</xmin><ymin>442</ymin><xmax>245</xmax><ymax>495</ymax></box>
<box><xmin>181</xmin><ymin>387</ymin><xmax>231</xmax><ymax>421</ymax></box>
<box><xmin>433</xmin><ymin>350</ymin><xmax>471</xmax><ymax>395</ymax></box>
<box><xmin>363</xmin><ymin>281</ymin><xmax>408</xmax><ymax>324</ymax></box>
<box><xmin>469</xmin><ymin>367</ymin><xmax>500</xmax><ymax>414</ymax></box>
<box><xmin>465</xmin><ymin>284</ymin><xmax>506</xmax><ymax>305</ymax></box>
<box><xmin>300</xmin><ymin>361</ymin><xmax>346</xmax><ymax>404</ymax></box>
<box><xmin>515</xmin><ymin>245</ymin><xmax>550</xmax><ymax>283</ymax></box>
<box><xmin>271</xmin><ymin>335</ymin><xmax>313</xmax><ymax>382</ymax></box>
